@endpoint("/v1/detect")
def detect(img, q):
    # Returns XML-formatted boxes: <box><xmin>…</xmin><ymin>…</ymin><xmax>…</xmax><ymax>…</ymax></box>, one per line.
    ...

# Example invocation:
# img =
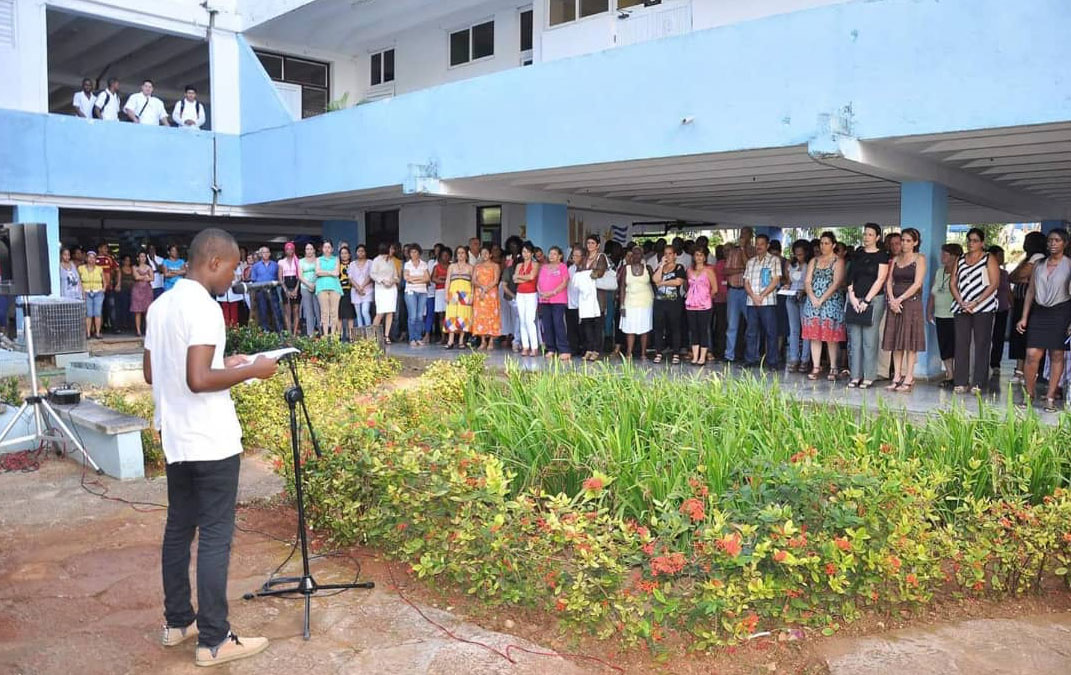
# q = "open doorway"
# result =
<box><xmin>46</xmin><ymin>9</ymin><xmax>211</xmax><ymax>128</ymax></box>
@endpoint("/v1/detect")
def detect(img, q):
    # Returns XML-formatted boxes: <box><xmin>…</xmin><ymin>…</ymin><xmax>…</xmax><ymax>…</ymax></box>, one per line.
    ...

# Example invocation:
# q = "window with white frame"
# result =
<box><xmin>254</xmin><ymin>49</ymin><xmax>330</xmax><ymax>118</ymax></box>
<box><xmin>519</xmin><ymin>8</ymin><xmax>533</xmax><ymax>65</ymax></box>
<box><xmin>548</xmin><ymin>0</ymin><xmax>608</xmax><ymax>26</ymax></box>
<box><xmin>449</xmin><ymin>20</ymin><xmax>495</xmax><ymax>67</ymax></box>
<box><xmin>370</xmin><ymin>48</ymin><xmax>395</xmax><ymax>86</ymax></box>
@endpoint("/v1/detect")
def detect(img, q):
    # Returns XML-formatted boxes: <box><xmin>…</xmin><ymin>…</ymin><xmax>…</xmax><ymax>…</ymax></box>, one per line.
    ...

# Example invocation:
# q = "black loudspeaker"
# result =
<box><xmin>0</xmin><ymin>223</ymin><xmax>52</xmax><ymax>296</ymax></box>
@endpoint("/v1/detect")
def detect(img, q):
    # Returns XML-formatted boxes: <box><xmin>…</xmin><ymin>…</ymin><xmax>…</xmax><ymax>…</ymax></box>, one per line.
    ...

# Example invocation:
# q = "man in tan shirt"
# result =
<box><xmin>723</xmin><ymin>227</ymin><xmax>756</xmax><ymax>361</ymax></box>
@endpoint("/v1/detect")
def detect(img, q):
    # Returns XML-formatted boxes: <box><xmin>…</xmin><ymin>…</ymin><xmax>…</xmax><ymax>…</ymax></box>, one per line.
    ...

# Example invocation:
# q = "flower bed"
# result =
<box><xmin>269</xmin><ymin>356</ymin><xmax>1071</xmax><ymax>650</ymax></box>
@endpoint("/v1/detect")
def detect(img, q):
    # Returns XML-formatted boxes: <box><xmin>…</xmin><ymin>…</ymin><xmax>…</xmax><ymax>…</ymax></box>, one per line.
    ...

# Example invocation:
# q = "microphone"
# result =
<box><xmin>231</xmin><ymin>280</ymin><xmax>280</xmax><ymax>294</ymax></box>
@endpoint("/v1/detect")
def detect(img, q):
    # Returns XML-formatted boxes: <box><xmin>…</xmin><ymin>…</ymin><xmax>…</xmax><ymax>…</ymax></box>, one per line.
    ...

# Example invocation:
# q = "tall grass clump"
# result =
<box><xmin>460</xmin><ymin>361</ymin><xmax>1071</xmax><ymax>523</ymax></box>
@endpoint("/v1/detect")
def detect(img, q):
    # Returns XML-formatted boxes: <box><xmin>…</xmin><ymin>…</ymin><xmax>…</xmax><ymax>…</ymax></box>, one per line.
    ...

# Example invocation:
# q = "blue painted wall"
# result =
<box><xmin>236</xmin><ymin>35</ymin><xmax>293</xmax><ymax>135</ymax></box>
<box><xmin>2</xmin><ymin>0</ymin><xmax>1070</xmax><ymax>210</ymax></box>
<box><xmin>238</xmin><ymin>0</ymin><xmax>1071</xmax><ymax>205</ymax></box>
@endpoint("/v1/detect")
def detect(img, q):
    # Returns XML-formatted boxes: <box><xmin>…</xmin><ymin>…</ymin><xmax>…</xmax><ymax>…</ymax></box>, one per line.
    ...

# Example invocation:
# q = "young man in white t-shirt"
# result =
<box><xmin>93</xmin><ymin>77</ymin><xmax>121</xmax><ymax>121</ymax></box>
<box><xmin>72</xmin><ymin>78</ymin><xmax>95</xmax><ymax>118</ymax></box>
<box><xmin>143</xmin><ymin>228</ymin><xmax>276</xmax><ymax>667</ymax></box>
<box><xmin>172</xmin><ymin>85</ymin><xmax>206</xmax><ymax>129</ymax></box>
<box><xmin>124</xmin><ymin>79</ymin><xmax>171</xmax><ymax>126</ymax></box>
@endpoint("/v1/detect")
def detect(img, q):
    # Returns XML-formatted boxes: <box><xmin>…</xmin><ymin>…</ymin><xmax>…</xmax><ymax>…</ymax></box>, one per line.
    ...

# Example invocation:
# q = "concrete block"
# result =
<box><xmin>0</xmin><ymin>351</ymin><xmax>30</xmax><ymax>378</ymax></box>
<box><xmin>0</xmin><ymin>402</ymin><xmax>40</xmax><ymax>453</ymax></box>
<box><xmin>54</xmin><ymin>352</ymin><xmax>90</xmax><ymax>368</ymax></box>
<box><xmin>52</xmin><ymin>400</ymin><xmax>147</xmax><ymax>480</ymax></box>
<box><xmin>65</xmin><ymin>354</ymin><xmax>144</xmax><ymax>388</ymax></box>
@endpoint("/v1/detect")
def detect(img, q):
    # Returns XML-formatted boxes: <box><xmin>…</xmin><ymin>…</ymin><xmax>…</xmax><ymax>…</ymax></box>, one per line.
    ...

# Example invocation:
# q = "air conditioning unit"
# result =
<box><xmin>28</xmin><ymin>297</ymin><xmax>86</xmax><ymax>355</ymax></box>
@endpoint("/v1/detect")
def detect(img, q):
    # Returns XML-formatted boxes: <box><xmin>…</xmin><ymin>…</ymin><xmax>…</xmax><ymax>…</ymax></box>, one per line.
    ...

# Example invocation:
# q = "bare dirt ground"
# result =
<box><xmin>3</xmin><ymin>451</ymin><xmax>1071</xmax><ymax>675</ymax></box>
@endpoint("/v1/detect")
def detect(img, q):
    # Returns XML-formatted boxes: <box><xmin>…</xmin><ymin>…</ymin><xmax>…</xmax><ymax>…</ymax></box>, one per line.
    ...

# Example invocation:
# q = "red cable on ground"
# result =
<box><xmin>0</xmin><ymin>447</ymin><xmax>43</xmax><ymax>473</ymax></box>
<box><xmin>384</xmin><ymin>560</ymin><xmax>625</xmax><ymax>673</ymax></box>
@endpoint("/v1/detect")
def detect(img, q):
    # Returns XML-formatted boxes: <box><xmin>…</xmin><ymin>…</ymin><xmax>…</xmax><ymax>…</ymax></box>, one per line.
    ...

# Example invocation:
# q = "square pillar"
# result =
<box><xmin>525</xmin><ymin>203</ymin><xmax>568</xmax><ymax>250</ymax></box>
<box><xmin>900</xmin><ymin>182</ymin><xmax>948</xmax><ymax>379</ymax></box>
<box><xmin>322</xmin><ymin>220</ymin><xmax>362</xmax><ymax>250</ymax></box>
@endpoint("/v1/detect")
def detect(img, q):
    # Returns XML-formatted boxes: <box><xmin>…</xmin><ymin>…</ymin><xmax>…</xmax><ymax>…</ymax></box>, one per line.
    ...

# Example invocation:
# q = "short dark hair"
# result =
<box><xmin>82</xmin><ymin>78</ymin><xmax>93</xmax><ymax>85</ymax></box>
<box><xmin>184</xmin><ymin>85</ymin><xmax>197</xmax><ymax>93</ymax></box>
<box><xmin>966</xmin><ymin>227</ymin><xmax>986</xmax><ymax>242</ymax></box>
<box><xmin>586</xmin><ymin>234</ymin><xmax>600</xmax><ymax>246</ymax></box>
<box><xmin>942</xmin><ymin>243</ymin><xmax>963</xmax><ymax>258</ymax></box>
<box><xmin>107</xmin><ymin>77</ymin><xmax>119</xmax><ymax>87</ymax></box>
<box><xmin>755</xmin><ymin>233</ymin><xmax>770</xmax><ymax>245</ymax></box>
<box><xmin>1023</xmin><ymin>231</ymin><xmax>1047</xmax><ymax>257</ymax></box>
<box><xmin>188</xmin><ymin>228</ymin><xmax>237</xmax><ymax>264</ymax></box>
<box><xmin>142</xmin><ymin>79</ymin><xmax>153</xmax><ymax>86</ymax></box>
<box><xmin>409</xmin><ymin>243</ymin><xmax>422</xmax><ymax>255</ymax></box>
<box><xmin>1047</xmin><ymin>229</ymin><xmax>1069</xmax><ymax>245</ymax></box>
<box><xmin>863</xmin><ymin>222</ymin><xmax>882</xmax><ymax>238</ymax></box>
<box><xmin>377</xmin><ymin>242</ymin><xmax>390</xmax><ymax>256</ymax></box>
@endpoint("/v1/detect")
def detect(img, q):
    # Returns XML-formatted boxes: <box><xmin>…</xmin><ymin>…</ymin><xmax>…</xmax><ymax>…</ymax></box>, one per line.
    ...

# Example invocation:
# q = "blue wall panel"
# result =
<box><xmin>237</xmin><ymin>35</ymin><xmax>294</xmax><ymax>134</ymax></box>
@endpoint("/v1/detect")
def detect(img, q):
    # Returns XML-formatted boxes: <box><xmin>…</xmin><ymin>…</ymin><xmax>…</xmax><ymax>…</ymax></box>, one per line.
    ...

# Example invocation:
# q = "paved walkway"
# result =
<box><xmin>385</xmin><ymin>342</ymin><xmax>1066</xmax><ymax>423</ymax></box>
<box><xmin>0</xmin><ymin>455</ymin><xmax>589</xmax><ymax>675</ymax></box>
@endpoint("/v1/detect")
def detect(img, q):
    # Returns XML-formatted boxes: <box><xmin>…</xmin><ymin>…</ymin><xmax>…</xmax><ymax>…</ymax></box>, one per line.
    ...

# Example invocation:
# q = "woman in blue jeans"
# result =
<box><xmin>402</xmin><ymin>244</ymin><xmax>430</xmax><ymax>346</ymax></box>
<box><xmin>783</xmin><ymin>240</ymin><xmax>813</xmax><ymax>371</ymax></box>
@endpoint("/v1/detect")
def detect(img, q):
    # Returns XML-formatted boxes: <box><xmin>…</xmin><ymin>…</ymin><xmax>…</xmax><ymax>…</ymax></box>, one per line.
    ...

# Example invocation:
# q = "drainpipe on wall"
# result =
<box><xmin>202</xmin><ymin>2</ymin><xmax>222</xmax><ymax>215</ymax></box>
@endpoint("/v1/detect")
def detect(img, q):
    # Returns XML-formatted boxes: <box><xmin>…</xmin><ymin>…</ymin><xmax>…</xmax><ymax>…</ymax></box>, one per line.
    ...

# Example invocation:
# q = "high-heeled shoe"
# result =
<box><xmin>895</xmin><ymin>379</ymin><xmax>915</xmax><ymax>393</ymax></box>
<box><xmin>885</xmin><ymin>377</ymin><xmax>904</xmax><ymax>391</ymax></box>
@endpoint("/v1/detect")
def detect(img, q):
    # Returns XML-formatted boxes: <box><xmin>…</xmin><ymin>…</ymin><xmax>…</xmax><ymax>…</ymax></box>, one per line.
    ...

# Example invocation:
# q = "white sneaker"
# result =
<box><xmin>195</xmin><ymin>632</ymin><xmax>268</xmax><ymax>667</ymax></box>
<box><xmin>161</xmin><ymin>622</ymin><xmax>198</xmax><ymax>647</ymax></box>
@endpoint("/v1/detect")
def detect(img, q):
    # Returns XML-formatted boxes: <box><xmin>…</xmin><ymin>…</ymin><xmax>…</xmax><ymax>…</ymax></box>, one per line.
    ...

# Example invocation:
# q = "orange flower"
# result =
<box><xmin>825</xmin><ymin>563</ymin><xmax>837</xmax><ymax>576</ymax></box>
<box><xmin>555</xmin><ymin>598</ymin><xmax>567</xmax><ymax>612</ymax></box>
<box><xmin>1063</xmin><ymin>533</ymin><xmax>1071</xmax><ymax>543</ymax></box>
<box><xmin>642</xmin><ymin>542</ymin><xmax>655</xmax><ymax>555</ymax></box>
<box><xmin>887</xmin><ymin>555</ymin><xmax>902</xmax><ymax>572</ymax></box>
<box><xmin>834</xmin><ymin>537</ymin><xmax>851</xmax><ymax>552</ymax></box>
<box><xmin>773</xmin><ymin>550</ymin><xmax>788</xmax><ymax>563</ymax></box>
<box><xmin>679</xmin><ymin>498</ymin><xmax>706</xmax><ymax>522</ymax></box>
<box><xmin>582</xmin><ymin>477</ymin><xmax>604</xmax><ymax>492</ymax></box>
<box><xmin>716</xmin><ymin>533</ymin><xmax>743</xmax><ymax>558</ymax></box>
<box><xmin>650</xmin><ymin>552</ymin><xmax>686</xmax><ymax>577</ymax></box>
<box><xmin>906</xmin><ymin>573</ymin><xmax>918</xmax><ymax>586</ymax></box>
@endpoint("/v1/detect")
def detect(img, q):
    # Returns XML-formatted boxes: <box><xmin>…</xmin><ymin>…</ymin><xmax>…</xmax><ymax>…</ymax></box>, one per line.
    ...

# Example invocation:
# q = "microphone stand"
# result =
<box><xmin>244</xmin><ymin>355</ymin><xmax>373</xmax><ymax>639</ymax></box>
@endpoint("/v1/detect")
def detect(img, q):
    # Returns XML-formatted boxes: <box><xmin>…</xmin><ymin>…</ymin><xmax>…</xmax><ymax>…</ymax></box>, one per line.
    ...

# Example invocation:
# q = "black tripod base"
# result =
<box><xmin>244</xmin><ymin>575</ymin><xmax>375</xmax><ymax>640</ymax></box>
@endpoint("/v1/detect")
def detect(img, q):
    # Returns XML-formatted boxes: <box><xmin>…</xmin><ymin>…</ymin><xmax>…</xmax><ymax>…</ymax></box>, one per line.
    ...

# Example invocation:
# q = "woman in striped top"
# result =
<box><xmin>949</xmin><ymin>227</ymin><xmax>1001</xmax><ymax>393</ymax></box>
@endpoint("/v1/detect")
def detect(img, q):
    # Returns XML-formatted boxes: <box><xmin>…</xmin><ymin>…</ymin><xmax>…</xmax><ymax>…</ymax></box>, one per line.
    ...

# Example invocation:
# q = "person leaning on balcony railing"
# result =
<box><xmin>124</xmin><ymin>79</ymin><xmax>171</xmax><ymax>126</ymax></box>
<box><xmin>93</xmin><ymin>77</ymin><xmax>121</xmax><ymax>121</ymax></box>
<box><xmin>73</xmin><ymin>78</ymin><xmax>95</xmax><ymax>118</ymax></box>
<box><xmin>172</xmin><ymin>85</ymin><xmax>206</xmax><ymax>130</ymax></box>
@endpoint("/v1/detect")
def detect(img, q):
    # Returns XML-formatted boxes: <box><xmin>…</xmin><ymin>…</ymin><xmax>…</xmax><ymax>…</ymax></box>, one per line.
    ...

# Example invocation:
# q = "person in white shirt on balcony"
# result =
<box><xmin>93</xmin><ymin>78</ymin><xmax>121</xmax><ymax>121</ymax></box>
<box><xmin>124</xmin><ymin>80</ymin><xmax>171</xmax><ymax>126</ymax></box>
<box><xmin>72</xmin><ymin>78</ymin><xmax>95</xmax><ymax>118</ymax></box>
<box><xmin>172</xmin><ymin>85</ymin><xmax>206</xmax><ymax>130</ymax></box>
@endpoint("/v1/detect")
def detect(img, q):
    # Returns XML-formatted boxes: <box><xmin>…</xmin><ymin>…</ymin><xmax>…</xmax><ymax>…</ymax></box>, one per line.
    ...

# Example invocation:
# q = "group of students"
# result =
<box><xmin>72</xmin><ymin>77</ymin><xmax>206</xmax><ymax>128</ymax></box>
<box><xmin>59</xmin><ymin>242</ymin><xmax>186</xmax><ymax>339</ymax></box>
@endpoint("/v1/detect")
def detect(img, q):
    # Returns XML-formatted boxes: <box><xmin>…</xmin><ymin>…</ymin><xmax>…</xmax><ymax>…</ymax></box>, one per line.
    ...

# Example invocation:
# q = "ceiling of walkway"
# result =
<box><xmin>45</xmin><ymin>9</ymin><xmax>210</xmax><ymax>116</ymax></box>
<box><xmin>245</xmin><ymin>0</ymin><xmax>494</xmax><ymax>53</ymax></box>
<box><xmin>245</xmin><ymin>124</ymin><xmax>1071</xmax><ymax>227</ymax></box>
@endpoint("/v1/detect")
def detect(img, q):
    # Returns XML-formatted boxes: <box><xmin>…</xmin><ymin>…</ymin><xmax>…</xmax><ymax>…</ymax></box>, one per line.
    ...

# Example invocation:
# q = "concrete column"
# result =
<box><xmin>209</xmin><ymin>29</ymin><xmax>241</xmax><ymax>134</ymax></box>
<box><xmin>12</xmin><ymin>204</ymin><xmax>60</xmax><ymax>298</ymax></box>
<box><xmin>322</xmin><ymin>220</ymin><xmax>361</xmax><ymax>249</ymax></box>
<box><xmin>900</xmin><ymin>181</ymin><xmax>948</xmax><ymax>379</ymax></box>
<box><xmin>524</xmin><ymin>203</ymin><xmax>568</xmax><ymax>250</ymax></box>
<box><xmin>1042</xmin><ymin>220</ymin><xmax>1069</xmax><ymax>234</ymax></box>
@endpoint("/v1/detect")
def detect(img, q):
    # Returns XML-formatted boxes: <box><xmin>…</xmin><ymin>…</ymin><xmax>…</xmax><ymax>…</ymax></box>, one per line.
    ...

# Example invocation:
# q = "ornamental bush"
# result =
<box><xmin>283</xmin><ymin>357</ymin><xmax>1071</xmax><ymax>650</ymax></box>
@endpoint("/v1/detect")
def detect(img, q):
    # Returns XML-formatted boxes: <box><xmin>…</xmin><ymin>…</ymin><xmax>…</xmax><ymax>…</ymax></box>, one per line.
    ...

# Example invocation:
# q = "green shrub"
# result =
<box><xmin>93</xmin><ymin>389</ymin><xmax>164</xmax><ymax>470</ymax></box>
<box><xmin>0</xmin><ymin>377</ymin><xmax>19</xmax><ymax>406</ymax></box>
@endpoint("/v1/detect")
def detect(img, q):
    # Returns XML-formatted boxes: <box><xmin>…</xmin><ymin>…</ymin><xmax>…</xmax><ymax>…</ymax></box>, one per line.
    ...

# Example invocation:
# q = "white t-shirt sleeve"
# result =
<box><xmin>123</xmin><ymin>93</ymin><xmax>139</xmax><ymax>114</ymax></box>
<box><xmin>171</xmin><ymin>101</ymin><xmax>182</xmax><ymax>125</ymax></box>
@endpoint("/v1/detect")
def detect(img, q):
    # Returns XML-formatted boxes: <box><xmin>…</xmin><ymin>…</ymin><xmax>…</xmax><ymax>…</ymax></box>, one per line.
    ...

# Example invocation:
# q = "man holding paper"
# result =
<box><xmin>143</xmin><ymin>228</ymin><xmax>278</xmax><ymax>667</ymax></box>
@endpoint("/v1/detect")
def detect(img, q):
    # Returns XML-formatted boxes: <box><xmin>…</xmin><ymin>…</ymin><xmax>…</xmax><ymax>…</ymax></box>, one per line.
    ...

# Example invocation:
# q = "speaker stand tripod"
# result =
<box><xmin>0</xmin><ymin>305</ymin><xmax>102</xmax><ymax>474</ymax></box>
<box><xmin>244</xmin><ymin>356</ymin><xmax>373</xmax><ymax>639</ymax></box>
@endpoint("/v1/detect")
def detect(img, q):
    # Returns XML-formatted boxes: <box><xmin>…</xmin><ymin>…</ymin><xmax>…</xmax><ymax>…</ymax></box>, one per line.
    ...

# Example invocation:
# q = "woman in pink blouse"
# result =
<box><xmin>537</xmin><ymin>246</ymin><xmax>571</xmax><ymax>359</ymax></box>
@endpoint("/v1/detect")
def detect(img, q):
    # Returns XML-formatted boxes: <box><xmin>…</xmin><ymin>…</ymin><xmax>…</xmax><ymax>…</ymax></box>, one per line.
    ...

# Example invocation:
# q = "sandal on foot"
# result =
<box><xmin>847</xmin><ymin>380</ymin><xmax>860</xmax><ymax>388</ymax></box>
<box><xmin>895</xmin><ymin>380</ymin><xmax>915</xmax><ymax>393</ymax></box>
<box><xmin>671</xmin><ymin>354</ymin><xmax>681</xmax><ymax>365</ymax></box>
<box><xmin>808</xmin><ymin>367</ymin><xmax>822</xmax><ymax>381</ymax></box>
<box><xmin>1044</xmin><ymin>398</ymin><xmax>1059</xmax><ymax>413</ymax></box>
<box><xmin>860</xmin><ymin>380</ymin><xmax>874</xmax><ymax>390</ymax></box>
<box><xmin>653</xmin><ymin>353</ymin><xmax>663</xmax><ymax>364</ymax></box>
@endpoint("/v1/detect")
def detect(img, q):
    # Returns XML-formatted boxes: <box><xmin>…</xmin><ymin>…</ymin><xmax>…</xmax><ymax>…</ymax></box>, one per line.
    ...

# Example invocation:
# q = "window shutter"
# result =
<box><xmin>0</xmin><ymin>0</ymin><xmax>16</xmax><ymax>49</ymax></box>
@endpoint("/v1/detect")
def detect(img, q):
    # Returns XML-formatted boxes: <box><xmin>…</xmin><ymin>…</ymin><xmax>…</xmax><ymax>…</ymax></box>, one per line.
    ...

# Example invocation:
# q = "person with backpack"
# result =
<box><xmin>172</xmin><ymin>85</ymin><xmax>206</xmax><ymax>129</ymax></box>
<box><xmin>124</xmin><ymin>79</ymin><xmax>171</xmax><ymax>126</ymax></box>
<box><xmin>93</xmin><ymin>78</ymin><xmax>121</xmax><ymax>121</ymax></box>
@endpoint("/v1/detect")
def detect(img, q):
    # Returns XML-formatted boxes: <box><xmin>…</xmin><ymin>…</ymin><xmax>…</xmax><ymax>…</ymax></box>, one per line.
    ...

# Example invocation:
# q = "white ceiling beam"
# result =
<box><xmin>535</xmin><ymin>164</ymin><xmax>839</xmax><ymax>191</ymax></box>
<box><xmin>921</xmin><ymin>130</ymin><xmax>1071</xmax><ymax>154</ymax></box>
<box><xmin>943</xmin><ymin>143</ymin><xmax>1071</xmax><ymax>162</ymax></box>
<box><xmin>808</xmin><ymin>137</ymin><xmax>1071</xmax><ymax>220</ymax></box>
<box><xmin>961</xmin><ymin>153</ymin><xmax>1071</xmax><ymax>170</ymax></box>
<box><xmin>415</xmin><ymin>179</ymin><xmax>759</xmax><ymax>225</ymax></box>
<box><xmin>982</xmin><ymin>162</ymin><xmax>1071</xmax><ymax>176</ymax></box>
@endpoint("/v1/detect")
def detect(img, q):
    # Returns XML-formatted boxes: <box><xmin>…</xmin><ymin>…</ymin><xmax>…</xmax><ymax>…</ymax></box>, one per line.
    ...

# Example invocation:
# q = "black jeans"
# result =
<box><xmin>565</xmin><ymin>308</ymin><xmax>581</xmax><ymax>355</ymax></box>
<box><xmin>581</xmin><ymin>316</ymin><xmax>602</xmax><ymax>353</ymax></box>
<box><xmin>162</xmin><ymin>454</ymin><xmax>241</xmax><ymax>647</ymax></box>
<box><xmin>653</xmin><ymin>300</ymin><xmax>683</xmax><ymax>354</ymax></box>
<box><xmin>712</xmin><ymin>302</ymin><xmax>727</xmax><ymax>359</ymax></box>
<box><xmin>687</xmin><ymin>308</ymin><xmax>713</xmax><ymax>349</ymax></box>
<box><xmin>954</xmin><ymin>311</ymin><xmax>995</xmax><ymax>388</ymax></box>
<box><xmin>990</xmin><ymin>309</ymin><xmax>1009</xmax><ymax>368</ymax></box>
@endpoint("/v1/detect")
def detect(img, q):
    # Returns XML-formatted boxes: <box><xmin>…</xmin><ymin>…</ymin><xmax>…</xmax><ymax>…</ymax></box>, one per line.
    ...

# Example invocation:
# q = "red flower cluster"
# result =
<box><xmin>679</xmin><ymin>498</ymin><xmax>706</xmax><ymax>522</ymax></box>
<box><xmin>650</xmin><ymin>552</ymin><xmax>686</xmax><ymax>577</ymax></box>
<box><xmin>688</xmin><ymin>477</ymin><xmax>710</xmax><ymax>498</ymax></box>
<box><xmin>887</xmin><ymin>555</ymin><xmax>902</xmax><ymax>572</ymax></box>
<box><xmin>636</xmin><ymin>579</ymin><xmax>658</xmax><ymax>594</ymax></box>
<box><xmin>715</xmin><ymin>533</ymin><xmax>743</xmax><ymax>558</ymax></box>
<box><xmin>787</xmin><ymin>533</ymin><xmax>808</xmax><ymax>549</ymax></box>
<box><xmin>834</xmin><ymin>536</ymin><xmax>852</xmax><ymax>552</ymax></box>
<box><xmin>906</xmin><ymin>573</ymin><xmax>918</xmax><ymax>586</ymax></box>
<box><xmin>789</xmin><ymin>446</ymin><xmax>818</xmax><ymax>463</ymax></box>
<box><xmin>825</xmin><ymin>563</ymin><xmax>837</xmax><ymax>576</ymax></box>
<box><xmin>582</xmin><ymin>477</ymin><xmax>604</xmax><ymax>492</ymax></box>
<box><xmin>772</xmin><ymin>550</ymin><xmax>788</xmax><ymax>563</ymax></box>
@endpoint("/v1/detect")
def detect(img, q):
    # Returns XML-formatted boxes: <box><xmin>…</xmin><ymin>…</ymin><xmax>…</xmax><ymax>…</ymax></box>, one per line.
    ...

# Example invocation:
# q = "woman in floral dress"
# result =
<box><xmin>802</xmin><ymin>231</ymin><xmax>847</xmax><ymax>380</ymax></box>
<box><xmin>471</xmin><ymin>245</ymin><xmax>501</xmax><ymax>350</ymax></box>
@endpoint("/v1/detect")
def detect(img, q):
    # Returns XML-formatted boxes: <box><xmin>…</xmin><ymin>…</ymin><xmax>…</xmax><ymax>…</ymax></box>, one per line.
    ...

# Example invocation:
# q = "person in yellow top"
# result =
<box><xmin>79</xmin><ymin>250</ymin><xmax>106</xmax><ymax>339</ymax></box>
